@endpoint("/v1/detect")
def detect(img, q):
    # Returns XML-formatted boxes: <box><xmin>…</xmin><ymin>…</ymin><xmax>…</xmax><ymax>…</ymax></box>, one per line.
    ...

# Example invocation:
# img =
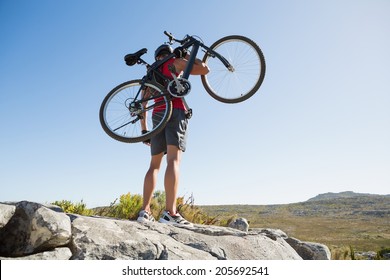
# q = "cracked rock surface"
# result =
<box><xmin>69</xmin><ymin>214</ymin><xmax>300</xmax><ymax>260</ymax></box>
<box><xmin>0</xmin><ymin>201</ymin><xmax>329</xmax><ymax>260</ymax></box>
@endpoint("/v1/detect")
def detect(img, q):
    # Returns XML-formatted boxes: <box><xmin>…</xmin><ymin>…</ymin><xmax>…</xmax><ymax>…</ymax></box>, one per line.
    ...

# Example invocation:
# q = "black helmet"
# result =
<box><xmin>154</xmin><ymin>44</ymin><xmax>173</xmax><ymax>60</ymax></box>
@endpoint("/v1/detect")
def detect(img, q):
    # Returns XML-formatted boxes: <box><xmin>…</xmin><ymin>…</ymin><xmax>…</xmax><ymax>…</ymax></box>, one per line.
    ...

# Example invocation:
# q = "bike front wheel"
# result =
<box><xmin>99</xmin><ymin>80</ymin><xmax>172</xmax><ymax>143</ymax></box>
<box><xmin>201</xmin><ymin>35</ymin><xmax>266</xmax><ymax>103</ymax></box>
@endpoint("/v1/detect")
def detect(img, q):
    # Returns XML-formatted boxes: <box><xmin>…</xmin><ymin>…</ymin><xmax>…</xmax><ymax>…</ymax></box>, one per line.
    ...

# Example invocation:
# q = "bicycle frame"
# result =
<box><xmin>101</xmin><ymin>31</ymin><xmax>265</xmax><ymax>143</ymax></box>
<box><xmin>130</xmin><ymin>33</ymin><xmax>233</xmax><ymax>116</ymax></box>
<box><xmin>179</xmin><ymin>36</ymin><xmax>233</xmax><ymax>79</ymax></box>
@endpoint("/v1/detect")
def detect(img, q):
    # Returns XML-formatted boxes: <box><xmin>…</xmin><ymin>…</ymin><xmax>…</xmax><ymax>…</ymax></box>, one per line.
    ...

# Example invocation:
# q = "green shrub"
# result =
<box><xmin>51</xmin><ymin>199</ymin><xmax>93</xmax><ymax>216</ymax></box>
<box><xmin>97</xmin><ymin>193</ymin><xmax>143</xmax><ymax>220</ymax></box>
<box><xmin>349</xmin><ymin>245</ymin><xmax>355</xmax><ymax>260</ymax></box>
<box><xmin>150</xmin><ymin>190</ymin><xmax>166</xmax><ymax>219</ymax></box>
<box><xmin>51</xmin><ymin>192</ymin><xmax>225</xmax><ymax>226</ymax></box>
<box><xmin>177</xmin><ymin>194</ymin><xmax>230</xmax><ymax>225</ymax></box>
<box><xmin>330</xmin><ymin>246</ymin><xmax>352</xmax><ymax>260</ymax></box>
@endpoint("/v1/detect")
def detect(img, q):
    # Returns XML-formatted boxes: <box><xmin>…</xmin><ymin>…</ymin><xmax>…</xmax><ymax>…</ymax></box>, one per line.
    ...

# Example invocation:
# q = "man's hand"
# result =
<box><xmin>173</xmin><ymin>46</ymin><xmax>188</xmax><ymax>58</ymax></box>
<box><xmin>142</xmin><ymin>130</ymin><xmax>151</xmax><ymax>146</ymax></box>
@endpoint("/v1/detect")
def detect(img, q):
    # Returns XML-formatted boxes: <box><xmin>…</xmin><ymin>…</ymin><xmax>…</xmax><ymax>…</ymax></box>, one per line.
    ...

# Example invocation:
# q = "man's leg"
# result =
<box><xmin>142</xmin><ymin>152</ymin><xmax>164</xmax><ymax>213</ymax></box>
<box><xmin>164</xmin><ymin>145</ymin><xmax>182</xmax><ymax>215</ymax></box>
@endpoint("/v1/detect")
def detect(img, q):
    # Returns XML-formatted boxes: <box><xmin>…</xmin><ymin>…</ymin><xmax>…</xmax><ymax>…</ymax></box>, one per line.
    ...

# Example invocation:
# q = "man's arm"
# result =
<box><xmin>140</xmin><ymin>88</ymin><xmax>149</xmax><ymax>131</ymax></box>
<box><xmin>174</xmin><ymin>55</ymin><xmax>209</xmax><ymax>75</ymax></box>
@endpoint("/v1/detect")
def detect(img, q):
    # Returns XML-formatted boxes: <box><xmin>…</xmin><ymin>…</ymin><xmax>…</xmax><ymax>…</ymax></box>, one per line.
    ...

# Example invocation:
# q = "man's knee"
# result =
<box><xmin>166</xmin><ymin>145</ymin><xmax>181</xmax><ymax>156</ymax></box>
<box><xmin>149</xmin><ymin>153</ymin><xmax>164</xmax><ymax>170</ymax></box>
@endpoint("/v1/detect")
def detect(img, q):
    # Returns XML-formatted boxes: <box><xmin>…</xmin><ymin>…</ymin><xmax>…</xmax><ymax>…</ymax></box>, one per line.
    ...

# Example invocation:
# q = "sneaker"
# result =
<box><xmin>137</xmin><ymin>210</ymin><xmax>155</xmax><ymax>223</ymax></box>
<box><xmin>158</xmin><ymin>210</ymin><xmax>193</xmax><ymax>226</ymax></box>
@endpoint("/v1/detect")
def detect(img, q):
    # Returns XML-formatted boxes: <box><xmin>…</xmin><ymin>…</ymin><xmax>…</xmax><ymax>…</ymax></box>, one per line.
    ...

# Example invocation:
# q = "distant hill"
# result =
<box><xmin>200</xmin><ymin>191</ymin><xmax>390</xmax><ymax>253</ymax></box>
<box><xmin>307</xmin><ymin>191</ymin><xmax>390</xmax><ymax>202</ymax></box>
<box><xmin>201</xmin><ymin>191</ymin><xmax>390</xmax><ymax>219</ymax></box>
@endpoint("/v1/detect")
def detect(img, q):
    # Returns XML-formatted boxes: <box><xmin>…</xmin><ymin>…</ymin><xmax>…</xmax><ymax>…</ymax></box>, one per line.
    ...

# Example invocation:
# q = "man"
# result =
<box><xmin>137</xmin><ymin>44</ymin><xmax>209</xmax><ymax>225</ymax></box>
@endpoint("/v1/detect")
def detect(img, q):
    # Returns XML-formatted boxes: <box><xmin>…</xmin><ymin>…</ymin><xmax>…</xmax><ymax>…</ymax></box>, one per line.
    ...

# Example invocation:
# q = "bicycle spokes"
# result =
<box><xmin>99</xmin><ymin>80</ymin><xmax>172</xmax><ymax>143</ymax></box>
<box><xmin>202</xmin><ymin>35</ymin><xmax>265</xmax><ymax>103</ymax></box>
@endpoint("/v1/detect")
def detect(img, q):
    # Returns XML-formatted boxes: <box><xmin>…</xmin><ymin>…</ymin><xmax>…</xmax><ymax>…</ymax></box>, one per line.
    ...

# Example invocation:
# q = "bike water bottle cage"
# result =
<box><xmin>124</xmin><ymin>48</ymin><xmax>147</xmax><ymax>66</ymax></box>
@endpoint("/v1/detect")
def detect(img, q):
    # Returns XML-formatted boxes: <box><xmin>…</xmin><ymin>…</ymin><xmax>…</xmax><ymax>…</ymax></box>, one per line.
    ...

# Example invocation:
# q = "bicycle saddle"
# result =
<box><xmin>124</xmin><ymin>48</ymin><xmax>147</xmax><ymax>66</ymax></box>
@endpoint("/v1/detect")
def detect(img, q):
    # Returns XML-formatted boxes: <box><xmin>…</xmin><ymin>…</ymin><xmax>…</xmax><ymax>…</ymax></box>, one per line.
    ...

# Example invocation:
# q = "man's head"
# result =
<box><xmin>154</xmin><ymin>44</ymin><xmax>173</xmax><ymax>60</ymax></box>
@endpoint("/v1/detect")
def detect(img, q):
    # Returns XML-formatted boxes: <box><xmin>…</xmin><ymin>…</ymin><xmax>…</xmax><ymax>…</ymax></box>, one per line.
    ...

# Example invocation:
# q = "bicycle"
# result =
<box><xmin>99</xmin><ymin>31</ymin><xmax>266</xmax><ymax>143</ymax></box>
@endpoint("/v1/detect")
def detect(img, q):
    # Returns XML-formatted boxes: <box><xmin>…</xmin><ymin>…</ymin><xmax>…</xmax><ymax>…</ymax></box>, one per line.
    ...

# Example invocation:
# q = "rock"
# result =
<box><xmin>355</xmin><ymin>251</ymin><xmax>377</xmax><ymax>260</ymax></box>
<box><xmin>228</xmin><ymin>217</ymin><xmax>249</xmax><ymax>232</ymax></box>
<box><xmin>69</xmin><ymin>214</ymin><xmax>216</xmax><ymax>260</ymax></box>
<box><xmin>0</xmin><ymin>203</ymin><xmax>15</xmax><ymax>228</ymax></box>
<box><xmin>0</xmin><ymin>201</ymin><xmax>331</xmax><ymax>260</ymax></box>
<box><xmin>253</xmin><ymin>228</ymin><xmax>289</xmax><ymax>240</ymax></box>
<box><xmin>0</xmin><ymin>247</ymin><xmax>72</xmax><ymax>260</ymax></box>
<box><xmin>0</xmin><ymin>201</ymin><xmax>71</xmax><ymax>257</ymax></box>
<box><xmin>382</xmin><ymin>253</ymin><xmax>390</xmax><ymax>260</ymax></box>
<box><xmin>69</xmin><ymin>214</ymin><xmax>301</xmax><ymax>260</ymax></box>
<box><xmin>285</xmin><ymin>237</ymin><xmax>331</xmax><ymax>260</ymax></box>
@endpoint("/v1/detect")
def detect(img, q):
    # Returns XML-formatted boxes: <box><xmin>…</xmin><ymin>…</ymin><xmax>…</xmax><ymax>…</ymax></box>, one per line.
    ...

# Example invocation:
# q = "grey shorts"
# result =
<box><xmin>151</xmin><ymin>109</ymin><xmax>188</xmax><ymax>155</ymax></box>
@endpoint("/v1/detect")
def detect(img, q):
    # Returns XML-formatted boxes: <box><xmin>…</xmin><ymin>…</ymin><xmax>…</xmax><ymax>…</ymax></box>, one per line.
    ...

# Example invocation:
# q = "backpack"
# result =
<box><xmin>148</xmin><ymin>61</ymin><xmax>171</xmax><ymax>88</ymax></box>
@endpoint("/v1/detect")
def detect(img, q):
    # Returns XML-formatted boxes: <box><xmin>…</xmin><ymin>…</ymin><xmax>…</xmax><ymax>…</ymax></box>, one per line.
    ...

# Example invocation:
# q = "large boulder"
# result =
<box><xmin>0</xmin><ymin>201</ymin><xmax>71</xmax><ymax>257</ymax></box>
<box><xmin>0</xmin><ymin>203</ymin><xmax>15</xmax><ymax>228</ymax></box>
<box><xmin>286</xmin><ymin>237</ymin><xmax>331</xmax><ymax>260</ymax></box>
<box><xmin>228</xmin><ymin>217</ymin><xmax>249</xmax><ymax>232</ymax></box>
<box><xmin>68</xmin><ymin>214</ymin><xmax>301</xmax><ymax>260</ymax></box>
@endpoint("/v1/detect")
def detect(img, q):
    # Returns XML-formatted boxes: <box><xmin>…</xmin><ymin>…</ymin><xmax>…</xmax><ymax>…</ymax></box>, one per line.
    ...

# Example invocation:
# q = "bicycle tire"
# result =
<box><xmin>201</xmin><ymin>35</ymin><xmax>266</xmax><ymax>103</ymax></box>
<box><xmin>99</xmin><ymin>79</ymin><xmax>172</xmax><ymax>143</ymax></box>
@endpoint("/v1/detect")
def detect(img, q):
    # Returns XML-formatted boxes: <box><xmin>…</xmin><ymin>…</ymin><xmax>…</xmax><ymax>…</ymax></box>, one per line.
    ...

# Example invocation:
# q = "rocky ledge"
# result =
<box><xmin>0</xmin><ymin>201</ymin><xmax>330</xmax><ymax>260</ymax></box>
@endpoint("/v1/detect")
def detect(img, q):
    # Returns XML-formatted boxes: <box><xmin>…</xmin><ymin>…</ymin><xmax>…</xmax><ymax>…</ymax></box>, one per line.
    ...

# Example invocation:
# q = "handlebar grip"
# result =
<box><xmin>164</xmin><ymin>31</ymin><xmax>174</xmax><ymax>42</ymax></box>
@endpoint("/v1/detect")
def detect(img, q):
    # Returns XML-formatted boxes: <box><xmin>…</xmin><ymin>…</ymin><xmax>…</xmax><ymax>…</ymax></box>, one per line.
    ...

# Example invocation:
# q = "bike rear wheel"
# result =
<box><xmin>201</xmin><ymin>35</ymin><xmax>266</xmax><ymax>103</ymax></box>
<box><xmin>99</xmin><ymin>80</ymin><xmax>172</xmax><ymax>143</ymax></box>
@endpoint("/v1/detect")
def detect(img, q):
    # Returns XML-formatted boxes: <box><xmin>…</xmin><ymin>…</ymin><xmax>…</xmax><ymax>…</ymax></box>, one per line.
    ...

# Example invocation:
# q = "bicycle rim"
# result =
<box><xmin>201</xmin><ymin>35</ymin><xmax>266</xmax><ymax>103</ymax></box>
<box><xmin>99</xmin><ymin>80</ymin><xmax>172</xmax><ymax>143</ymax></box>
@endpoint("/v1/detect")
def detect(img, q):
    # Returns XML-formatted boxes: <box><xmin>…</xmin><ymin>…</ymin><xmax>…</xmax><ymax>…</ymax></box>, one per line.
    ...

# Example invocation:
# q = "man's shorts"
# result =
<box><xmin>151</xmin><ymin>109</ymin><xmax>188</xmax><ymax>156</ymax></box>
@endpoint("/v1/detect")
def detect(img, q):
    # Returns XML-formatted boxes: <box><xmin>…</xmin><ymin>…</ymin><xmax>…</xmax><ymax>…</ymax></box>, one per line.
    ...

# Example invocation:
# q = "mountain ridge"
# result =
<box><xmin>306</xmin><ymin>191</ymin><xmax>390</xmax><ymax>202</ymax></box>
<box><xmin>199</xmin><ymin>191</ymin><xmax>390</xmax><ymax>207</ymax></box>
<box><xmin>201</xmin><ymin>191</ymin><xmax>390</xmax><ymax>218</ymax></box>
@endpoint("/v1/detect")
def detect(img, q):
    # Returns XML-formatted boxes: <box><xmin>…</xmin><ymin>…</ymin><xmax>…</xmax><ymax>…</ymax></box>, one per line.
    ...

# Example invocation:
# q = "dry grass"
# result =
<box><xmin>200</xmin><ymin>196</ymin><xmax>390</xmax><ymax>255</ymax></box>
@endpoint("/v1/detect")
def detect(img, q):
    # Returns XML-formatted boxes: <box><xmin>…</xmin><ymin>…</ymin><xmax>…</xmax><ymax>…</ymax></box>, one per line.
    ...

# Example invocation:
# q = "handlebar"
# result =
<box><xmin>164</xmin><ymin>31</ymin><xmax>175</xmax><ymax>43</ymax></box>
<box><xmin>164</xmin><ymin>31</ymin><xmax>187</xmax><ymax>45</ymax></box>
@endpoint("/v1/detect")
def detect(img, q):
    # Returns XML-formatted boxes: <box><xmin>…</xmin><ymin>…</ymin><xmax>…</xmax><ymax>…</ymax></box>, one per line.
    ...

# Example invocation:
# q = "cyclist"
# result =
<box><xmin>137</xmin><ymin>44</ymin><xmax>209</xmax><ymax>225</ymax></box>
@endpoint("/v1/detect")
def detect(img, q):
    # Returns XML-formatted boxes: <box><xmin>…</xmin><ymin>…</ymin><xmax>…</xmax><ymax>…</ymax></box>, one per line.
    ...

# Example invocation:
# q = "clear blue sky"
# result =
<box><xmin>1</xmin><ymin>0</ymin><xmax>389</xmax><ymax>208</ymax></box>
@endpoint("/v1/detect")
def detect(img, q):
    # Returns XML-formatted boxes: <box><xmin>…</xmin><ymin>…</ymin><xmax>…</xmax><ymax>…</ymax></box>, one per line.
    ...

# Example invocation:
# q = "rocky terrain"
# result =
<box><xmin>0</xmin><ymin>201</ymin><xmax>330</xmax><ymax>260</ymax></box>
